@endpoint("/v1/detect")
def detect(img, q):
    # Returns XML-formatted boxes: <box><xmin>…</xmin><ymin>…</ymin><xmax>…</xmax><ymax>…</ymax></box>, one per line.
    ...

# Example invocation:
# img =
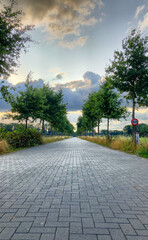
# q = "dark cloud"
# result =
<box><xmin>0</xmin><ymin>71</ymin><xmax>100</xmax><ymax>112</ymax></box>
<box><xmin>83</xmin><ymin>71</ymin><xmax>101</xmax><ymax>85</ymax></box>
<box><xmin>3</xmin><ymin>0</ymin><xmax>104</xmax><ymax>48</ymax></box>
<box><xmin>53</xmin><ymin>73</ymin><xmax>65</xmax><ymax>81</ymax></box>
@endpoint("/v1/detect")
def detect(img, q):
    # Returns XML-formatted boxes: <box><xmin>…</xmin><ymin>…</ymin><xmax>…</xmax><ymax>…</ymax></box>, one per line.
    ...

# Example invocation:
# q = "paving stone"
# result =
<box><xmin>70</xmin><ymin>234</ymin><xmax>97</xmax><ymax>240</ymax></box>
<box><xmin>129</xmin><ymin>219</ymin><xmax>146</xmax><ymax>230</ymax></box>
<box><xmin>11</xmin><ymin>233</ymin><xmax>41</xmax><ymax>239</ymax></box>
<box><xmin>70</xmin><ymin>222</ymin><xmax>82</xmax><ymax>233</ymax></box>
<box><xmin>109</xmin><ymin>229</ymin><xmax>127</xmax><ymax>240</ymax></box>
<box><xmin>120</xmin><ymin>223</ymin><xmax>137</xmax><ymax>235</ymax></box>
<box><xmin>82</xmin><ymin>217</ymin><xmax>94</xmax><ymax>227</ymax></box>
<box><xmin>83</xmin><ymin>227</ymin><xmax>109</xmax><ymax>235</ymax></box>
<box><xmin>40</xmin><ymin>233</ymin><xmax>54</xmax><ymax>240</ymax></box>
<box><xmin>0</xmin><ymin>228</ymin><xmax>16</xmax><ymax>239</ymax></box>
<box><xmin>55</xmin><ymin>228</ymin><xmax>69</xmax><ymax>240</ymax></box>
<box><xmin>16</xmin><ymin>222</ymin><xmax>32</xmax><ymax>233</ymax></box>
<box><xmin>97</xmin><ymin>236</ymin><xmax>112</xmax><ymax>240</ymax></box>
<box><xmin>126</xmin><ymin>237</ymin><xmax>148</xmax><ymax>240</ymax></box>
<box><xmin>136</xmin><ymin>229</ymin><xmax>148</xmax><ymax>236</ymax></box>
<box><xmin>0</xmin><ymin>138</ymin><xmax>148</xmax><ymax>240</ymax></box>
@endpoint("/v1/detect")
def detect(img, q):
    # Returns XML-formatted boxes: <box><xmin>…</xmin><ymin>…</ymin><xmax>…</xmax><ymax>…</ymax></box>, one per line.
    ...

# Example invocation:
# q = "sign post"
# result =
<box><xmin>136</xmin><ymin>132</ymin><xmax>140</xmax><ymax>145</ymax></box>
<box><xmin>131</xmin><ymin>118</ymin><xmax>139</xmax><ymax>147</ymax></box>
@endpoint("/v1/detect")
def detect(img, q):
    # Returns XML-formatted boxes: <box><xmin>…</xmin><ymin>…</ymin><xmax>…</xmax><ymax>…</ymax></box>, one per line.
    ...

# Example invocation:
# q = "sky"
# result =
<box><xmin>0</xmin><ymin>0</ymin><xmax>148</xmax><ymax>130</ymax></box>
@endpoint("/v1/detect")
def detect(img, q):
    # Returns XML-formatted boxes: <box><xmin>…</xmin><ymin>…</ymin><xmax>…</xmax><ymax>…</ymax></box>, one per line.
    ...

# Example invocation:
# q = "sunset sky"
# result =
<box><xmin>0</xmin><ymin>0</ymin><xmax>148</xmax><ymax>130</ymax></box>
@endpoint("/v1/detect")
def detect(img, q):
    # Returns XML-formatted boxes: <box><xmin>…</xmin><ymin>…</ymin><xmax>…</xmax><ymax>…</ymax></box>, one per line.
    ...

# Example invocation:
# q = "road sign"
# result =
<box><xmin>131</xmin><ymin>118</ymin><xmax>139</xmax><ymax>126</ymax></box>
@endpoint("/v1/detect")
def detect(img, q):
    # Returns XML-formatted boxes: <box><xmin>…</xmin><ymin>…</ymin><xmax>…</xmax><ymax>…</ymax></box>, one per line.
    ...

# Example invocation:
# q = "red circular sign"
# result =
<box><xmin>131</xmin><ymin>118</ymin><xmax>139</xmax><ymax>126</ymax></box>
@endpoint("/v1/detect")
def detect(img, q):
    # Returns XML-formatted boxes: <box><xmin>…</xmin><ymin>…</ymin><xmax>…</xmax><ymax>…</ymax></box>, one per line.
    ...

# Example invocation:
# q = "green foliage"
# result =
<box><xmin>6</xmin><ymin>126</ymin><xmax>42</xmax><ymax>148</ymax></box>
<box><xmin>81</xmin><ymin>136</ymin><xmax>148</xmax><ymax>159</ymax></box>
<box><xmin>123</xmin><ymin>123</ymin><xmax>148</xmax><ymax>137</ymax></box>
<box><xmin>77</xmin><ymin>115</ymin><xmax>91</xmax><ymax>135</ymax></box>
<box><xmin>101</xmin><ymin>130</ymin><xmax>124</xmax><ymax>136</ymax></box>
<box><xmin>0</xmin><ymin>123</ymin><xmax>20</xmax><ymax>132</ymax></box>
<box><xmin>82</xmin><ymin>92</ymin><xmax>99</xmax><ymax>133</ymax></box>
<box><xmin>97</xmin><ymin>81</ymin><xmax>128</xmax><ymax>137</ymax></box>
<box><xmin>1</xmin><ymin>73</ymin><xmax>43</xmax><ymax>129</ymax></box>
<box><xmin>106</xmin><ymin>29</ymin><xmax>148</xmax><ymax>118</ymax></box>
<box><xmin>0</xmin><ymin>0</ymin><xmax>34</xmax><ymax>77</ymax></box>
<box><xmin>77</xmin><ymin>81</ymin><xmax>128</xmax><ymax>137</ymax></box>
<box><xmin>36</xmin><ymin>84</ymin><xmax>67</xmax><ymax>134</ymax></box>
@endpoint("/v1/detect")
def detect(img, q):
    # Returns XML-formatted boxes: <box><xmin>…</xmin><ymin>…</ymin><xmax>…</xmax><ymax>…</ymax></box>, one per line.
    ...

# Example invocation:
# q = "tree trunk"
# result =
<box><xmin>51</xmin><ymin>127</ymin><xmax>53</xmax><ymax>136</ymax></box>
<box><xmin>97</xmin><ymin>119</ymin><xmax>100</xmax><ymax>135</ymax></box>
<box><xmin>132</xmin><ymin>98</ymin><xmax>136</xmax><ymax>144</ymax></box>
<box><xmin>42</xmin><ymin>120</ymin><xmax>45</xmax><ymax>135</ymax></box>
<box><xmin>107</xmin><ymin>118</ymin><xmax>109</xmax><ymax>139</ymax></box>
<box><xmin>25</xmin><ymin>119</ymin><xmax>28</xmax><ymax>129</ymax></box>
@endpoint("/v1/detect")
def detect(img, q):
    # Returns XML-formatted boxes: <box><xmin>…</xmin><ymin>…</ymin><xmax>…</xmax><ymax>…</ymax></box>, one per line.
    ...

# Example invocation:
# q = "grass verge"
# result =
<box><xmin>80</xmin><ymin>136</ymin><xmax>148</xmax><ymax>159</ymax></box>
<box><xmin>41</xmin><ymin>136</ymin><xmax>70</xmax><ymax>144</ymax></box>
<box><xmin>0</xmin><ymin>136</ymin><xmax>70</xmax><ymax>155</ymax></box>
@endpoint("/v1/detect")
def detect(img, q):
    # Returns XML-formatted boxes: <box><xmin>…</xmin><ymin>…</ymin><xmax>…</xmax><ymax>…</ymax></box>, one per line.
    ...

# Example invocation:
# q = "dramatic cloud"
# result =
<box><xmin>135</xmin><ymin>5</ymin><xmax>145</xmax><ymax>18</ymax></box>
<box><xmin>4</xmin><ymin>0</ymin><xmax>104</xmax><ymax>48</ymax></box>
<box><xmin>0</xmin><ymin>71</ymin><xmax>101</xmax><ymax>112</ymax></box>
<box><xmin>138</xmin><ymin>12</ymin><xmax>148</xmax><ymax>31</ymax></box>
<box><xmin>53</xmin><ymin>71</ymin><xmax>101</xmax><ymax>110</ymax></box>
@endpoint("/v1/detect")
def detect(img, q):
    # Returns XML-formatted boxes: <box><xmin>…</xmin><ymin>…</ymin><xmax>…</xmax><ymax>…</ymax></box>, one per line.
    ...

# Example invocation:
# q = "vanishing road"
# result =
<box><xmin>0</xmin><ymin>138</ymin><xmax>148</xmax><ymax>240</ymax></box>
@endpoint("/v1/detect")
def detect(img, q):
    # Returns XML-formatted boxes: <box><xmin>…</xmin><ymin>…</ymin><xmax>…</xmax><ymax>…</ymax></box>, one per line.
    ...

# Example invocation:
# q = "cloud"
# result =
<box><xmin>53</xmin><ymin>73</ymin><xmax>66</xmax><ymax>81</ymax></box>
<box><xmin>59</xmin><ymin>36</ymin><xmax>88</xmax><ymax>48</ymax></box>
<box><xmin>135</xmin><ymin>5</ymin><xmax>145</xmax><ymax>18</ymax></box>
<box><xmin>5</xmin><ymin>0</ymin><xmax>104</xmax><ymax>48</ymax></box>
<box><xmin>0</xmin><ymin>71</ymin><xmax>100</xmax><ymax>112</ymax></box>
<box><xmin>83</xmin><ymin>71</ymin><xmax>101</xmax><ymax>85</ymax></box>
<box><xmin>138</xmin><ymin>12</ymin><xmax>148</xmax><ymax>31</ymax></box>
<box><xmin>53</xmin><ymin>71</ymin><xmax>101</xmax><ymax>110</ymax></box>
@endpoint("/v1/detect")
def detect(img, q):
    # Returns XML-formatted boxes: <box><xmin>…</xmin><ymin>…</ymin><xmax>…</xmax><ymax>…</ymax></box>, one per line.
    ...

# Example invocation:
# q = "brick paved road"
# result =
<box><xmin>0</xmin><ymin>137</ymin><xmax>148</xmax><ymax>240</ymax></box>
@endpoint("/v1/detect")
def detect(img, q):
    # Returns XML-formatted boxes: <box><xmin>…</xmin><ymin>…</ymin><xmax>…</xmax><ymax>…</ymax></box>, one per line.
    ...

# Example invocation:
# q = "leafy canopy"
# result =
<box><xmin>106</xmin><ymin>29</ymin><xmax>148</xmax><ymax>107</ymax></box>
<box><xmin>0</xmin><ymin>0</ymin><xmax>34</xmax><ymax>77</ymax></box>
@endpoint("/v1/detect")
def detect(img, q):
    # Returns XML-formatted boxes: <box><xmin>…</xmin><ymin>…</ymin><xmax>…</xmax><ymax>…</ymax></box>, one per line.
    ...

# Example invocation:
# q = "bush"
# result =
<box><xmin>6</xmin><ymin>127</ymin><xmax>42</xmax><ymax>148</ymax></box>
<box><xmin>0</xmin><ymin>140</ymin><xmax>10</xmax><ymax>154</ymax></box>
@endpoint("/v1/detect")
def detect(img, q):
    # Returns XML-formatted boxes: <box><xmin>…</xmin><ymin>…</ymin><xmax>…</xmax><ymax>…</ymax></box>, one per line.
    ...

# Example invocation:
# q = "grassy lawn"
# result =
<box><xmin>80</xmin><ymin>136</ymin><xmax>148</xmax><ymax>159</ymax></box>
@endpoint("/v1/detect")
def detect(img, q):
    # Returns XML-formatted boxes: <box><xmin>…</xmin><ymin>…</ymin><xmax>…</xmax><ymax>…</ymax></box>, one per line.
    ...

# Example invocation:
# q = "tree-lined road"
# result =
<box><xmin>0</xmin><ymin>138</ymin><xmax>148</xmax><ymax>240</ymax></box>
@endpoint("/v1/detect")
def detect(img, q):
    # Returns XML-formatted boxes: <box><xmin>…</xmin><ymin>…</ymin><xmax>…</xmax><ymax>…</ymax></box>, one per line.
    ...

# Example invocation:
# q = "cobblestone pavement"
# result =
<box><xmin>0</xmin><ymin>137</ymin><xmax>148</xmax><ymax>240</ymax></box>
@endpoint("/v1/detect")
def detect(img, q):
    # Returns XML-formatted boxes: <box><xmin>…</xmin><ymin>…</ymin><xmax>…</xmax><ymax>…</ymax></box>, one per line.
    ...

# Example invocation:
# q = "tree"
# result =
<box><xmin>37</xmin><ymin>85</ymin><xmax>67</xmax><ymax>134</ymax></box>
<box><xmin>99</xmin><ymin>82</ymin><xmax>128</xmax><ymax>138</ymax></box>
<box><xmin>123</xmin><ymin>123</ymin><xmax>148</xmax><ymax>137</ymax></box>
<box><xmin>0</xmin><ymin>0</ymin><xmax>34</xmax><ymax>77</ymax></box>
<box><xmin>106</xmin><ymin>29</ymin><xmax>148</xmax><ymax>138</ymax></box>
<box><xmin>77</xmin><ymin>116</ymin><xmax>90</xmax><ymax>136</ymax></box>
<box><xmin>123</xmin><ymin>125</ymin><xmax>133</xmax><ymax>136</ymax></box>
<box><xmin>48</xmin><ymin>90</ymin><xmax>67</xmax><ymax>132</ymax></box>
<box><xmin>2</xmin><ymin>73</ymin><xmax>43</xmax><ymax>129</ymax></box>
<box><xmin>82</xmin><ymin>93</ymin><xmax>98</xmax><ymax>134</ymax></box>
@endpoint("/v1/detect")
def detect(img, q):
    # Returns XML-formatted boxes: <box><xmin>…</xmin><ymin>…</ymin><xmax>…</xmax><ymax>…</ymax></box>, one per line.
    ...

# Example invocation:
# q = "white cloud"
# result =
<box><xmin>59</xmin><ymin>36</ymin><xmax>88</xmax><ymax>49</ymax></box>
<box><xmin>135</xmin><ymin>5</ymin><xmax>145</xmax><ymax>18</ymax></box>
<box><xmin>3</xmin><ymin>0</ymin><xmax>104</xmax><ymax>48</ymax></box>
<box><xmin>138</xmin><ymin>12</ymin><xmax>148</xmax><ymax>31</ymax></box>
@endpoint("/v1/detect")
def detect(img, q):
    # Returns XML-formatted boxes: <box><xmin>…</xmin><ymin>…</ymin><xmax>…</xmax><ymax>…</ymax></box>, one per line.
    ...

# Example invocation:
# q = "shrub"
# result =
<box><xmin>0</xmin><ymin>140</ymin><xmax>10</xmax><ymax>154</ymax></box>
<box><xmin>6</xmin><ymin>127</ymin><xmax>42</xmax><ymax>148</ymax></box>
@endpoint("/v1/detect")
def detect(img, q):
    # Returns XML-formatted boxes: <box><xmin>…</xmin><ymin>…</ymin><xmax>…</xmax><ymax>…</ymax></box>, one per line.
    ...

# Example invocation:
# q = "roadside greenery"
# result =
<box><xmin>77</xmin><ymin>29</ymin><xmax>148</xmax><ymax>142</ymax></box>
<box><xmin>0</xmin><ymin>125</ymin><xmax>71</xmax><ymax>155</ymax></box>
<box><xmin>106</xmin><ymin>29</ymin><xmax>148</xmax><ymax>138</ymax></box>
<box><xmin>1</xmin><ymin>73</ymin><xmax>74</xmax><ymax>135</ymax></box>
<box><xmin>81</xmin><ymin>136</ymin><xmax>148</xmax><ymax>158</ymax></box>
<box><xmin>77</xmin><ymin>81</ymin><xmax>128</xmax><ymax>138</ymax></box>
